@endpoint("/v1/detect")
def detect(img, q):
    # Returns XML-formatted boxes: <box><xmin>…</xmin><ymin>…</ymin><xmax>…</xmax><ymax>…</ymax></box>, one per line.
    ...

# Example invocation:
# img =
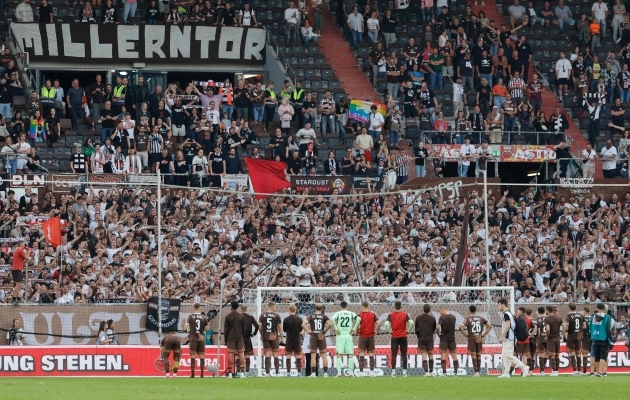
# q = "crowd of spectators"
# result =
<box><xmin>1</xmin><ymin>1</ymin><xmax>630</xmax><ymax>311</ymax></box>
<box><xmin>2</xmin><ymin>171</ymin><xmax>630</xmax><ymax>311</ymax></box>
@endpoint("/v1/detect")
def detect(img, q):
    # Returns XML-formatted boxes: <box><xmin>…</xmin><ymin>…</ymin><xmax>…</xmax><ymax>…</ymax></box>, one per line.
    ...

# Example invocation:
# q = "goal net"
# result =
<box><xmin>251</xmin><ymin>286</ymin><xmax>514</xmax><ymax>377</ymax></box>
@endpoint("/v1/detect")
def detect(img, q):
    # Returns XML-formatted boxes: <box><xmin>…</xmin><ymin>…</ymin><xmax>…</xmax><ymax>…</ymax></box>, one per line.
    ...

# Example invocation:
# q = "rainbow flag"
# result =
<box><xmin>348</xmin><ymin>99</ymin><xmax>387</xmax><ymax>124</ymax></box>
<box><xmin>28</xmin><ymin>118</ymin><xmax>46</xmax><ymax>141</ymax></box>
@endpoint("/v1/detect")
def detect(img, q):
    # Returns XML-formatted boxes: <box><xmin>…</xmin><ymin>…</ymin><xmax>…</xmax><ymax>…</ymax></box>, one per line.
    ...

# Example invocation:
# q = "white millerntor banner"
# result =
<box><xmin>253</xmin><ymin>286</ymin><xmax>514</xmax><ymax>377</ymax></box>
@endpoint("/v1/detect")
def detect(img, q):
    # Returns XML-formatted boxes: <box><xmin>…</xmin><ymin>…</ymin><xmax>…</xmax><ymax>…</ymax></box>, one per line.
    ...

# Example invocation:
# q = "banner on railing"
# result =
<box><xmin>48</xmin><ymin>173</ymin><xmax>88</xmax><ymax>193</ymax></box>
<box><xmin>400</xmin><ymin>178</ymin><xmax>501</xmax><ymax>200</ymax></box>
<box><xmin>220</xmin><ymin>174</ymin><xmax>250</xmax><ymax>190</ymax></box>
<box><xmin>290</xmin><ymin>176</ymin><xmax>353</xmax><ymax>194</ymax></box>
<box><xmin>351</xmin><ymin>175</ymin><xmax>382</xmax><ymax>189</ymax></box>
<box><xmin>8</xmin><ymin>174</ymin><xmax>46</xmax><ymax>187</ymax></box>
<box><xmin>1</xmin><ymin>343</ymin><xmax>628</xmax><ymax>377</ymax></box>
<box><xmin>427</xmin><ymin>145</ymin><xmax>556</xmax><ymax>162</ymax></box>
<box><xmin>556</xmin><ymin>178</ymin><xmax>630</xmax><ymax>203</ymax></box>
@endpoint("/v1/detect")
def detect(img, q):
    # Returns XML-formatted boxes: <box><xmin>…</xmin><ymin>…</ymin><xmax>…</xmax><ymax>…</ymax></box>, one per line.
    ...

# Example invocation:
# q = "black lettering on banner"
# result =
<box><xmin>12</xmin><ymin>24</ymin><xmax>266</xmax><ymax>66</ymax></box>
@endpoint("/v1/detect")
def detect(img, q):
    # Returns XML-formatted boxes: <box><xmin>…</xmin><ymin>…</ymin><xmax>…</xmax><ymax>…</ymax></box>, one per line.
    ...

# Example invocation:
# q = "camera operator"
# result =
<box><xmin>6</xmin><ymin>318</ymin><xmax>25</xmax><ymax>345</ymax></box>
<box><xmin>475</xmin><ymin>139</ymin><xmax>493</xmax><ymax>177</ymax></box>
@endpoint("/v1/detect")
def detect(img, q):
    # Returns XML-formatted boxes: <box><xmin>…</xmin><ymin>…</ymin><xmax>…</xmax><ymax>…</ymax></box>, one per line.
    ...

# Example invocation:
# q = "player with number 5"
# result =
<box><xmin>331</xmin><ymin>301</ymin><xmax>361</xmax><ymax>377</ymax></box>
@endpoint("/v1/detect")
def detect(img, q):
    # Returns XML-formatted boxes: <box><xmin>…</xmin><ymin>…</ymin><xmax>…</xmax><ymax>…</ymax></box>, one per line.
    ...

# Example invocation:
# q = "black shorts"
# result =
<box><xmin>557</xmin><ymin>78</ymin><xmax>569</xmax><ymax>85</ymax></box>
<box><xmin>11</xmin><ymin>270</ymin><xmax>24</xmax><ymax>283</ymax></box>
<box><xmin>391</xmin><ymin>337</ymin><xmax>408</xmax><ymax>353</ymax></box>
<box><xmin>592</xmin><ymin>340</ymin><xmax>610</xmax><ymax>362</ymax></box>
<box><xmin>403</xmin><ymin>103</ymin><xmax>417</xmax><ymax>118</ymax></box>
<box><xmin>285</xmin><ymin>341</ymin><xmax>301</xmax><ymax>354</ymax></box>
<box><xmin>244</xmin><ymin>338</ymin><xmax>253</xmax><ymax>354</ymax></box>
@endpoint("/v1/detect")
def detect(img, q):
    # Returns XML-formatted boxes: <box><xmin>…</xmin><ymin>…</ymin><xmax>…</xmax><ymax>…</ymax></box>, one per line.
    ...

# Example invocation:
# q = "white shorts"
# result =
<box><xmin>172</xmin><ymin>125</ymin><xmax>186</xmax><ymax>137</ymax></box>
<box><xmin>17</xmin><ymin>158</ymin><xmax>28</xmax><ymax>169</ymax></box>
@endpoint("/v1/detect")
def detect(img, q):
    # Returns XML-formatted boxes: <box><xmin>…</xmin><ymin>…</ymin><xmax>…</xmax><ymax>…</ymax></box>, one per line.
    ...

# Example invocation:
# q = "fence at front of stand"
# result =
<box><xmin>413</xmin><ymin>130</ymin><xmax>571</xmax><ymax>146</ymax></box>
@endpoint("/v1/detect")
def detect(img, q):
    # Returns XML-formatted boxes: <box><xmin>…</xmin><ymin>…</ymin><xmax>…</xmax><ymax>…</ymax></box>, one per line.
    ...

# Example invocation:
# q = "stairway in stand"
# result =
<box><xmin>318</xmin><ymin>6</ymin><xmax>379</xmax><ymax>103</ymax></box>
<box><xmin>318</xmin><ymin>5</ymin><xmax>416</xmax><ymax>178</ymax></box>
<box><xmin>472</xmin><ymin>1</ymin><xmax>597</xmax><ymax>177</ymax></box>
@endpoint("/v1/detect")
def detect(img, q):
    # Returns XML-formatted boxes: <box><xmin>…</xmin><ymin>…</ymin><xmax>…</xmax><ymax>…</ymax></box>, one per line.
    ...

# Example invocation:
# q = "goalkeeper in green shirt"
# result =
<box><xmin>331</xmin><ymin>301</ymin><xmax>361</xmax><ymax>377</ymax></box>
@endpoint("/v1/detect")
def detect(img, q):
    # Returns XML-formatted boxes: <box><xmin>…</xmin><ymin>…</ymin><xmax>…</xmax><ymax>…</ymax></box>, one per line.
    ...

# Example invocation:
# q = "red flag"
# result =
<box><xmin>42</xmin><ymin>217</ymin><xmax>62</xmax><ymax>248</ymax></box>
<box><xmin>244</xmin><ymin>158</ymin><xmax>291</xmax><ymax>199</ymax></box>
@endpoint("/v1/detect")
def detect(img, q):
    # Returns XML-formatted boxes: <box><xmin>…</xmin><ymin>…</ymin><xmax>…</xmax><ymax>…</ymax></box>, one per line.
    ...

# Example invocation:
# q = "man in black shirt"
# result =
<box><xmin>268</xmin><ymin>128</ymin><xmax>288</xmax><ymax>161</ymax></box>
<box><xmin>468</xmin><ymin>105</ymin><xmax>486</xmax><ymax>144</ymax></box>
<box><xmin>38</xmin><ymin>0</ymin><xmax>54</xmax><ymax>22</ymax></box>
<box><xmin>402</xmin><ymin>81</ymin><xmax>418</xmax><ymax>123</ymax></box>
<box><xmin>210</xmin><ymin>145</ymin><xmax>225</xmax><ymax>187</ymax></box>
<box><xmin>476</xmin><ymin>49</ymin><xmax>494</xmax><ymax>88</ymax></box>
<box><xmin>156</xmin><ymin>148</ymin><xmax>174</xmax><ymax>184</ymax></box>
<box><xmin>221</xmin><ymin>2</ymin><xmax>237</xmax><ymax>26</ymax></box>
<box><xmin>386</xmin><ymin>58</ymin><xmax>400</xmax><ymax>101</ymax></box>
<box><xmin>516</xmin><ymin>36</ymin><xmax>532</xmax><ymax>81</ymax></box>
<box><xmin>88</xmin><ymin>74</ymin><xmax>106</xmax><ymax>127</ymax></box>
<box><xmin>182</xmin><ymin>138</ymin><xmax>201</xmax><ymax>170</ymax></box>
<box><xmin>99</xmin><ymin>101</ymin><xmax>117</xmax><ymax>145</ymax></box>
<box><xmin>224</xmin><ymin>147</ymin><xmax>241</xmax><ymax>174</ymax></box>
<box><xmin>287</xmin><ymin>150</ymin><xmax>303</xmax><ymax>175</ymax></box>
<box><xmin>509</xmin><ymin>50</ymin><xmax>524</xmax><ymax>78</ymax></box>
<box><xmin>341</xmin><ymin>149</ymin><xmax>355</xmax><ymax>175</ymax></box>
<box><xmin>233</xmin><ymin>79</ymin><xmax>250</xmax><ymax>121</ymax></box>
<box><xmin>26</xmin><ymin>148</ymin><xmax>41</xmax><ymax>172</ymax></box>
<box><xmin>435</xmin><ymin>7</ymin><xmax>452</xmax><ymax>36</ymax></box>
<box><xmin>171</xmin><ymin>100</ymin><xmax>186</xmax><ymax>142</ymax></box>
<box><xmin>203</xmin><ymin>0</ymin><xmax>216</xmax><ymax>25</ymax></box>
<box><xmin>403</xmin><ymin>37</ymin><xmax>420</xmax><ymax>70</ymax></box>
<box><xmin>414</xmin><ymin>142</ymin><xmax>428</xmax><ymax>178</ymax></box>
<box><xmin>418</xmin><ymin>105</ymin><xmax>432</xmax><ymax>131</ymax></box>
<box><xmin>369</xmin><ymin>42</ymin><xmax>385</xmax><ymax>86</ymax></box>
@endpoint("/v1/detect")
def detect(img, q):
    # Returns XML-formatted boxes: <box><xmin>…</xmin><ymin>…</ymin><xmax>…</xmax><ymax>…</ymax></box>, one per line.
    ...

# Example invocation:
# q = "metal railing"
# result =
<box><xmin>7</xmin><ymin>25</ymin><xmax>36</xmax><ymax>94</ymax></box>
<box><xmin>414</xmin><ymin>129</ymin><xmax>572</xmax><ymax>146</ymax></box>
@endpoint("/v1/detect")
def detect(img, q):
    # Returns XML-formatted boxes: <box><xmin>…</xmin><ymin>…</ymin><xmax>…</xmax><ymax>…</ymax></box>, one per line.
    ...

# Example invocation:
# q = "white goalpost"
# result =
<box><xmin>250</xmin><ymin>286</ymin><xmax>515</xmax><ymax>377</ymax></box>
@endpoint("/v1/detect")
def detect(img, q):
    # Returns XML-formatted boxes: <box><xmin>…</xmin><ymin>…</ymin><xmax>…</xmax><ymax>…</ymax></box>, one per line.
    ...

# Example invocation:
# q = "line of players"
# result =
<box><xmin>160</xmin><ymin>300</ymin><xmax>602</xmax><ymax>378</ymax></box>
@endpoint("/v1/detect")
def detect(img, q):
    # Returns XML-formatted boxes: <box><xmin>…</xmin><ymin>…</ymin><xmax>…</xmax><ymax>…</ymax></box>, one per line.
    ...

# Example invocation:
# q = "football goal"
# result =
<box><xmin>250</xmin><ymin>286</ymin><xmax>515</xmax><ymax>377</ymax></box>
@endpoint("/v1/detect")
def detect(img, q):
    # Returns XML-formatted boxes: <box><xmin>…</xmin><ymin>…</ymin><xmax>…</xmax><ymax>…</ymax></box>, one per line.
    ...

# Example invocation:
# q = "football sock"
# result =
<box><xmin>549</xmin><ymin>357</ymin><xmax>556</xmax><ymax>371</ymax></box>
<box><xmin>401</xmin><ymin>352</ymin><xmax>408</xmax><ymax>370</ymax></box>
<box><xmin>369</xmin><ymin>356</ymin><xmax>375</xmax><ymax>370</ymax></box>
<box><xmin>528</xmin><ymin>358</ymin><xmax>534</xmax><ymax>371</ymax></box>
<box><xmin>173</xmin><ymin>361</ymin><xmax>179</xmax><ymax>374</ymax></box>
<box><xmin>296</xmin><ymin>357</ymin><xmax>302</xmax><ymax>372</ymax></box>
<box><xmin>246</xmin><ymin>357</ymin><xmax>251</xmax><ymax>373</ymax></box>
<box><xmin>539</xmin><ymin>357</ymin><xmax>546</xmax><ymax>373</ymax></box>
<box><xmin>581</xmin><ymin>356</ymin><xmax>587</xmax><ymax>373</ymax></box>
<box><xmin>577</xmin><ymin>355</ymin><xmax>582</xmax><ymax>371</ymax></box>
<box><xmin>429</xmin><ymin>359</ymin><xmax>434</xmax><ymax>372</ymax></box>
<box><xmin>348</xmin><ymin>357</ymin><xmax>354</xmax><ymax>373</ymax></box>
<box><xmin>274</xmin><ymin>357</ymin><xmax>280</xmax><ymax>374</ymax></box>
<box><xmin>359</xmin><ymin>356</ymin><xmax>365</xmax><ymax>372</ymax></box>
<box><xmin>555</xmin><ymin>356</ymin><xmax>560</xmax><ymax>371</ymax></box>
<box><xmin>199</xmin><ymin>359</ymin><xmax>204</xmax><ymax>377</ymax></box>
<box><xmin>164</xmin><ymin>360</ymin><xmax>171</xmax><ymax>376</ymax></box>
<box><xmin>323</xmin><ymin>367</ymin><xmax>328</xmax><ymax>373</ymax></box>
<box><xmin>509</xmin><ymin>366</ymin><xmax>515</xmax><ymax>375</ymax></box>
<box><xmin>453</xmin><ymin>360</ymin><xmax>459</xmax><ymax>373</ymax></box>
<box><xmin>422</xmin><ymin>360</ymin><xmax>428</xmax><ymax>372</ymax></box>
<box><xmin>265</xmin><ymin>356</ymin><xmax>271</xmax><ymax>374</ymax></box>
<box><xmin>189</xmin><ymin>359</ymin><xmax>194</xmax><ymax>377</ymax></box>
<box><xmin>570</xmin><ymin>355</ymin><xmax>577</xmax><ymax>371</ymax></box>
<box><xmin>337</xmin><ymin>356</ymin><xmax>344</xmax><ymax>373</ymax></box>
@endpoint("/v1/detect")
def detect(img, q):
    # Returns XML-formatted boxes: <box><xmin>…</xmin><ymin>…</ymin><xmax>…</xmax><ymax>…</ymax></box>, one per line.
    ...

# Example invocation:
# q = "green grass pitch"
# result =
<box><xmin>1</xmin><ymin>375</ymin><xmax>628</xmax><ymax>400</ymax></box>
